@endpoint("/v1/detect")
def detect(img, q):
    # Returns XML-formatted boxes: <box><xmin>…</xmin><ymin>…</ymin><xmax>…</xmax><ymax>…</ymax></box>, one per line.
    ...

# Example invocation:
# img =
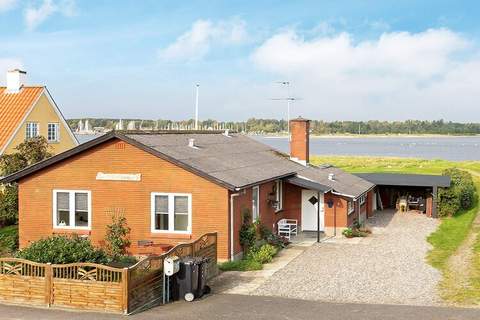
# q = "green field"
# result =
<box><xmin>311</xmin><ymin>155</ymin><xmax>480</xmax><ymax>305</ymax></box>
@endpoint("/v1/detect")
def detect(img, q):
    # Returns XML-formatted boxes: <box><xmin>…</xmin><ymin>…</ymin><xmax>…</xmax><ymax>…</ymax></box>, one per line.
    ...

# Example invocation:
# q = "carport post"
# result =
<box><xmin>432</xmin><ymin>186</ymin><xmax>438</xmax><ymax>218</ymax></box>
<box><xmin>317</xmin><ymin>191</ymin><xmax>321</xmax><ymax>243</ymax></box>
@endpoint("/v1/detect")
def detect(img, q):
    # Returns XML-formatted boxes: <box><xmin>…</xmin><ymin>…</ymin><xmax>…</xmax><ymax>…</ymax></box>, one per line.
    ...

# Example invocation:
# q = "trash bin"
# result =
<box><xmin>172</xmin><ymin>257</ymin><xmax>210</xmax><ymax>302</ymax></box>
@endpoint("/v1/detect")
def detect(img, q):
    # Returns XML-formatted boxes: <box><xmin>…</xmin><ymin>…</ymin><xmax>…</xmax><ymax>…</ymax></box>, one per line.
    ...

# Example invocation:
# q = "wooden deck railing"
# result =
<box><xmin>0</xmin><ymin>232</ymin><xmax>217</xmax><ymax>314</ymax></box>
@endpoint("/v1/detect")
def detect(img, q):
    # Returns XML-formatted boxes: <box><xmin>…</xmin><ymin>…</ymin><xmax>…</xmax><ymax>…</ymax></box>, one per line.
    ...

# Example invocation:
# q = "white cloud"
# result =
<box><xmin>158</xmin><ymin>18</ymin><xmax>248</xmax><ymax>62</ymax></box>
<box><xmin>251</xmin><ymin>27</ymin><xmax>480</xmax><ymax>121</ymax></box>
<box><xmin>25</xmin><ymin>0</ymin><xmax>76</xmax><ymax>31</ymax></box>
<box><xmin>0</xmin><ymin>0</ymin><xmax>17</xmax><ymax>12</ymax></box>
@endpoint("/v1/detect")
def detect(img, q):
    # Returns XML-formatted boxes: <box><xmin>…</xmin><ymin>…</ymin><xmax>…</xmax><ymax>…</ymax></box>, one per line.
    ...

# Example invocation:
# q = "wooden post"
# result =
<box><xmin>45</xmin><ymin>263</ymin><xmax>52</xmax><ymax>307</ymax></box>
<box><xmin>122</xmin><ymin>268</ymin><xmax>129</xmax><ymax>315</ymax></box>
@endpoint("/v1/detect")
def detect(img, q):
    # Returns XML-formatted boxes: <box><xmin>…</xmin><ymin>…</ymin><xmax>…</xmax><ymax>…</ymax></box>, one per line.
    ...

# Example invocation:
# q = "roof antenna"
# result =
<box><xmin>194</xmin><ymin>84</ymin><xmax>199</xmax><ymax>130</ymax></box>
<box><xmin>271</xmin><ymin>81</ymin><xmax>302</xmax><ymax>137</ymax></box>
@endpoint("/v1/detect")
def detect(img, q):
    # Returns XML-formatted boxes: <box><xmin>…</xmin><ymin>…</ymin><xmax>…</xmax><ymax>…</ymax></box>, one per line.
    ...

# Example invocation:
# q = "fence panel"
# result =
<box><xmin>0</xmin><ymin>258</ymin><xmax>47</xmax><ymax>306</ymax></box>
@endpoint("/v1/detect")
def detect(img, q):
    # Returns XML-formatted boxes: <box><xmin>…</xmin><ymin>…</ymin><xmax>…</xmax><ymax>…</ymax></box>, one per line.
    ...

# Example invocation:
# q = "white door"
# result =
<box><xmin>252</xmin><ymin>186</ymin><xmax>260</xmax><ymax>221</ymax></box>
<box><xmin>301</xmin><ymin>190</ymin><xmax>324</xmax><ymax>231</ymax></box>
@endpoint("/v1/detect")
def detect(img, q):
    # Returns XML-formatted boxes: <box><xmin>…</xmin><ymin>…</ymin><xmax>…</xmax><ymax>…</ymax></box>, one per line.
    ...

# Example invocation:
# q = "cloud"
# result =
<box><xmin>0</xmin><ymin>0</ymin><xmax>17</xmax><ymax>12</ymax></box>
<box><xmin>158</xmin><ymin>18</ymin><xmax>248</xmax><ymax>62</ymax></box>
<box><xmin>25</xmin><ymin>0</ymin><xmax>76</xmax><ymax>31</ymax></box>
<box><xmin>251</xmin><ymin>27</ymin><xmax>480</xmax><ymax>121</ymax></box>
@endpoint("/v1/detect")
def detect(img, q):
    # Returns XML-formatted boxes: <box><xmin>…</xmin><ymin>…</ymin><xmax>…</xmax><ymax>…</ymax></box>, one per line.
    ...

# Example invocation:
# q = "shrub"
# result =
<box><xmin>342</xmin><ymin>227</ymin><xmax>368</xmax><ymax>238</ymax></box>
<box><xmin>247</xmin><ymin>244</ymin><xmax>277</xmax><ymax>264</ymax></box>
<box><xmin>105</xmin><ymin>214</ymin><xmax>131</xmax><ymax>258</ymax></box>
<box><xmin>438</xmin><ymin>168</ymin><xmax>476</xmax><ymax>217</ymax></box>
<box><xmin>239</xmin><ymin>208</ymin><xmax>256</xmax><ymax>251</ymax></box>
<box><xmin>0</xmin><ymin>225</ymin><xmax>19</xmax><ymax>255</ymax></box>
<box><xmin>342</xmin><ymin>228</ymin><xmax>354</xmax><ymax>238</ymax></box>
<box><xmin>16</xmin><ymin>235</ymin><xmax>109</xmax><ymax>264</ymax></box>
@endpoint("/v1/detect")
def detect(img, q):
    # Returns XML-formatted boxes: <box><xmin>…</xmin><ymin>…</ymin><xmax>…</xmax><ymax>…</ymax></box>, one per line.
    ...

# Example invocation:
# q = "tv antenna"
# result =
<box><xmin>271</xmin><ymin>81</ymin><xmax>302</xmax><ymax>134</ymax></box>
<box><xmin>194</xmin><ymin>84</ymin><xmax>199</xmax><ymax>130</ymax></box>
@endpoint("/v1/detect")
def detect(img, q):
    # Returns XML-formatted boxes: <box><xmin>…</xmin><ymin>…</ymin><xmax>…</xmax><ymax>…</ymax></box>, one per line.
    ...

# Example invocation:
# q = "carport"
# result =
<box><xmin>355</xmin><ymin>173</ymin><xmax>451</xmax><ymax>218</ymax></box>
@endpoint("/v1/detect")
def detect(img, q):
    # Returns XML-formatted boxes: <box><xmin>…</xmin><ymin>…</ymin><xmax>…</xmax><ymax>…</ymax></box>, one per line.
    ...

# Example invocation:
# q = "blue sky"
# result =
<box><xmin>1</xmin><ymin>0</ymin><xmax>480</xmax><ymax>121</ymax></box>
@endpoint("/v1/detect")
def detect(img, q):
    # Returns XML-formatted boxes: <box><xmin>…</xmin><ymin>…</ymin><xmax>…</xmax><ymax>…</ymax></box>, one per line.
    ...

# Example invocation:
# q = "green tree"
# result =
<box><xmin>105</xmin><ymin>214</ymin><xmax>131</xmax><ymax>258</ymax></box>
<box><xmin>0</xmin><ymin>136</ymin><xmax>53</xmax><ymax>225</ymax></box>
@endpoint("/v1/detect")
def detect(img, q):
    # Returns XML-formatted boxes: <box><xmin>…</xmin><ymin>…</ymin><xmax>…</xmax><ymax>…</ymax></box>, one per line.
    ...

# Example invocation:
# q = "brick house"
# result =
<box><xmin>1</xmin><ymin>118</ymin><xmax>375</xmax><ymax>261</ymax></box>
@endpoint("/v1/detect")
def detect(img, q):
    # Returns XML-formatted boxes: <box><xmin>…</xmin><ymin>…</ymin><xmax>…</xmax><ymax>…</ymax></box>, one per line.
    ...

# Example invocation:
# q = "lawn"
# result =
<box><xmin>311</xmin><ymin>155</ymin><xmax>480</xmax><ymax>305</ymax></box>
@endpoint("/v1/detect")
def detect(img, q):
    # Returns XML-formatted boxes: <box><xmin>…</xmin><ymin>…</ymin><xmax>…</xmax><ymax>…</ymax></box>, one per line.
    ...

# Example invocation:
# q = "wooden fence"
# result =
<box><xmin>0</xmin><ymin>232</ymin><xmax>217</xmax><ymax>314</ymax></box>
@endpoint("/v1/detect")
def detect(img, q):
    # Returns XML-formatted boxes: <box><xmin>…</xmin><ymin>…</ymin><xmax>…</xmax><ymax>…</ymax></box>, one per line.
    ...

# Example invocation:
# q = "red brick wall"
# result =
<box><xmin>290</xmin><ymin>119</ymin><xmax>310</xmax><ymax>163</ymax></box>
<box><xmin>17</xmin><ymin>139</ymin><xmax>231</xmax><ymax>260</ymax></box>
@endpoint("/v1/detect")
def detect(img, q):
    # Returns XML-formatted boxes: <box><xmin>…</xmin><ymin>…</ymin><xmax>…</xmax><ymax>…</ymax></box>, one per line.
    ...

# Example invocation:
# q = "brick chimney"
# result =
<box><xmin>290</xmin><ymin>117</ymin><xmax>310</xmax><ymax>165</ymax></box>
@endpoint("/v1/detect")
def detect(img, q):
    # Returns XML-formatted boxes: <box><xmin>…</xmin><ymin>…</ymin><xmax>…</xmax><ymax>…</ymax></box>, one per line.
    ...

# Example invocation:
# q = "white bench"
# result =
<box><xmin>277</xmin><ymin>219</ymin><xmax>298</xmax><ymax>240</ymax></box>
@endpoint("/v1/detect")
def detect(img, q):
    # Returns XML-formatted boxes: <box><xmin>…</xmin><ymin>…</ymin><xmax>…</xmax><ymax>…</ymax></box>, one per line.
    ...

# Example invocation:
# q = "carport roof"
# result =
<box><xmin>355</xmin><ymin>173</ymin><xmax>451</xmax><ymax>188</ymax></box>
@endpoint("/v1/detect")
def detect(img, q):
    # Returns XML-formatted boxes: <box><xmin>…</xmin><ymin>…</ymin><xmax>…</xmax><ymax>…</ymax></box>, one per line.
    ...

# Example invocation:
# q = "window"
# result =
<box><xmin>359</xmin><ymin>194</ymin><xmax>366</xmax><ymax>206</ymax></box>
<box><xmin>275</xmin><ymin>180</ymin><xmax>283</xmax><ymax>211</ymax></box>
<box><xmin>47</xmin><ymin>123</ymin><xmax>59</xmax><ymax>142</ymax></box>
<box><xmin>252</xmin><ymin>186</ymin><xmax>260</xmax><ymax>221</ymax></box>
<box><xmin>53</xmin><ymin>190</ymin><xmax>91</xmax><ymax>229</ymax></box>
<box><xmin>151</xmin><ymin>193</ymin><xmax>191</xmax><ymax>233</ymax></box>
<box><xmin>26</xmin><ymin>122</ymin><xmax>39</xmax><ymax>139</ymax></box>
<box><xmin>347</xmin><ymin>200</ymin><xmax>355</xmax><ymax>215</ymax></box>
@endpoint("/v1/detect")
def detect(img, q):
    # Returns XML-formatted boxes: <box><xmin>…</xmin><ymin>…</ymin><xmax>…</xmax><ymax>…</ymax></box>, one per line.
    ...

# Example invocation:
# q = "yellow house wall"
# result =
<box><xmin>3</xmin><ymin>93</ymin><xmax>77</xmax><ymax>155</ymax></box>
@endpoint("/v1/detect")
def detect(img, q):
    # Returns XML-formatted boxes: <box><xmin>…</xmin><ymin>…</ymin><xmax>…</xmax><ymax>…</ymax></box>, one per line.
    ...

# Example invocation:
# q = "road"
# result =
<box><xmin>0</xmin><ymin>294</ymin><xmax>479</xmax><ymax>320</ymax></box>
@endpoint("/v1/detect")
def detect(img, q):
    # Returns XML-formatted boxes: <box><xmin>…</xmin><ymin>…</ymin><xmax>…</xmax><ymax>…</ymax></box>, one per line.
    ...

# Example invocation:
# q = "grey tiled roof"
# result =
<box><xmin>126</xmin><ymin>133</ymin><xmax>374</xmax><ymax>196</ymax></box>
<box><xmin>355</xmin><ymin>173</ymin><xmax>451</xmax><ymax>188</ymax></box>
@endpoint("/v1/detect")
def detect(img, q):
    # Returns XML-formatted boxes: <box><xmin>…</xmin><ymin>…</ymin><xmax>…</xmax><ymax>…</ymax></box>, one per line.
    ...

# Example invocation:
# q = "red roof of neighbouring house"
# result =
<box><xmin>0</xmin><ymin>86</ymin><xmax>44</xmax><ymax>152</ymax></box>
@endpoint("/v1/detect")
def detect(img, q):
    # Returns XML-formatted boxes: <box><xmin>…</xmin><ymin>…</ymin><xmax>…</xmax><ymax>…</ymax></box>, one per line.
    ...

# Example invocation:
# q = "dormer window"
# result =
<box><xmin>26</xmin><ymin>122</ymin><xmax>39</xmax><ymax>139</ymax></box>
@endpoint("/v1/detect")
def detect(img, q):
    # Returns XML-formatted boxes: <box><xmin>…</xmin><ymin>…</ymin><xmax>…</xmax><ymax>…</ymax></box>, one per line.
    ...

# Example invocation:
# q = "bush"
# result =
<box><xmin>105</xmin><ymin>214</ymin><xmax>131</xmax><ymax>258</ymax></box>
<box><xmin>247</xmin><ymin>244</ymin><xmax>277</xmax><ymax>264</ymax></box>
<box><xmin>342</xmin><ymin>228</ymin><xmax>354</xmax><ymax>238</ymax></box>
<box><xmin>16</xmin><ymin>235</ymin><xmax>109</xmax><ymax>264</ymax></box>
<box><xmin>219</xmin><ymin>259</ymin><xmax>263</xmax><ymax>271</ymax></box>
<box><xmin>438</xmin><ymin>168</ymin><xmax>476</xmax><ymax>217</ymax></box>
<box><xmin>342</xmin><ymin>227</ymin><xmax>368</xmax><ymax>238</ymax></box>
<box><xmin>0</xmin><ymin>225</ymin><xmax>19</xmax><ymax>255</ymax></box>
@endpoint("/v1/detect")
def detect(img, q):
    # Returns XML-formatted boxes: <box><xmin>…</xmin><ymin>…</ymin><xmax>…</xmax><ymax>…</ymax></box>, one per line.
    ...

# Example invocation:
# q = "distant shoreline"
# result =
<box><xmin>256</xmin><ymin>134</ymin><xmax>480</xmax><ymax>139</ymax></box>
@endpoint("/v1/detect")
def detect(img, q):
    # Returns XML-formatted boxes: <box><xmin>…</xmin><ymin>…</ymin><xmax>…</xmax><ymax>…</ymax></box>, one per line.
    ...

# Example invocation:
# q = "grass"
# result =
<box><xmin>219</xmin><ymin>259</ymin><xmax>263</xmax><ymax>271</ymax></box>
<box><xmin>0</xmin><ymin>225</ymin><xmax>18</xmax><ymax>256</ymax></box>
<box><xmin>311</xmin><ymin>155</ymin><xmax>480</xmax><ymax>305</ymax></box>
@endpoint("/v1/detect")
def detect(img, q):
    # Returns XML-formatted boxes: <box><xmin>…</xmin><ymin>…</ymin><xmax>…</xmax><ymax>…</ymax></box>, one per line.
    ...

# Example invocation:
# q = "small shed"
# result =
<box><xmin>355</xmin><ymin>173</ymin><xmax>451</xmax><ymax>218</ymax></box>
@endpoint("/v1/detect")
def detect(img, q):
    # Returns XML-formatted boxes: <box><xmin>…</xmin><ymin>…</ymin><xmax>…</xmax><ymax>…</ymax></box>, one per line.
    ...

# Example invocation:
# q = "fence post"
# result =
<box><xmin>45</xmin><ymin>263</ymin><xmax>52</xmax><ymax>307</ymax></box>
<box><xmin>122</xmin><ymin>267</ymin><xmax>129</xmax><ymax>315</ymax></box>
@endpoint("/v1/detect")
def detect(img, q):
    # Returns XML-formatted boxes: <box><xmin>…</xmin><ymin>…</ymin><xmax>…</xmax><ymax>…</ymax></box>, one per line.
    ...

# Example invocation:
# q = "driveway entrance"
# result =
<box><xmin>254</xmin><ymin>210</ymin><xmax>442</xmax><ymax>306</ymax></box>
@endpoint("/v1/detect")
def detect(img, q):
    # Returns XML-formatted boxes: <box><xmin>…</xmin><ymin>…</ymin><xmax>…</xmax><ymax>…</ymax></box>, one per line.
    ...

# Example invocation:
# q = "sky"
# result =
<box><xmin>1</xmin><ymin>0</ymin><xmax>480</xmax><ymax>122</ymax></box>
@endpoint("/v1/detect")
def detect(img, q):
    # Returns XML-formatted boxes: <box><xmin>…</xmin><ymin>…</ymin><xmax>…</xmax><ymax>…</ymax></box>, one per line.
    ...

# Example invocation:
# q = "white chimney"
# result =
<box><xmin>6</xmin><ymin>69</ymin><xmax>27</xmax><ymax>93</ymax></box>
<box><xmin>328</xmin><ymin>173</ymin><xmax>335</xmax><ymax>181</ymax></box>
<box><xmin>188</xmin><ymin>138</ymin><xmax>198</xmax><ymax>149</ymax></box>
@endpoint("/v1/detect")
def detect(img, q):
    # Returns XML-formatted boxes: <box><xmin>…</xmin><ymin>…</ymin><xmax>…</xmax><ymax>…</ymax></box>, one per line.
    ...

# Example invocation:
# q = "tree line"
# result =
<box><xmin>67</xmin><ymin>118</ymin><xmax>480</xmax><ymax>135</ymax></box>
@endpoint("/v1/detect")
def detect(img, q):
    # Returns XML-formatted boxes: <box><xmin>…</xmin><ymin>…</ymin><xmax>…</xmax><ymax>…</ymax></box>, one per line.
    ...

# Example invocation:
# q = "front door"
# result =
<box><xmin>301</xmin><ymin>190</ymin><xmax>324</xmax><ymax>231</ymax></box>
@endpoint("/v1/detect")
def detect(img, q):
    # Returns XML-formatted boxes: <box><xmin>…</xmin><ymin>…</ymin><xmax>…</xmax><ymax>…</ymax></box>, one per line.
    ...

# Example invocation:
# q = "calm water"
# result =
<box><xmin>254</xmin><ymin>136</ymin><xmax>480</xmax><ymax>161</ymax></box>
<box><xmin>76</xmin><ymin>134</ymin><xmax>480</xmax><ymax>161</ymax></box>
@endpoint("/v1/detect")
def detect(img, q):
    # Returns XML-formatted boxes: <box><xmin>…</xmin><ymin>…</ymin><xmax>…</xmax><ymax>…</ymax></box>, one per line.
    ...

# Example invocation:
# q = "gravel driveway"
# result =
<box><xmin>254</xmin><ymin>210</ymin><xmax>442</xmax><ymax>306</ymax></box>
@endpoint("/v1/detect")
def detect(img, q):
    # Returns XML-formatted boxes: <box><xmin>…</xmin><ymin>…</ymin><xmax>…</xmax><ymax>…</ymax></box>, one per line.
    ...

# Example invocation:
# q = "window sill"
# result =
<box><xmin>53</xmin><ymin>228</ymin><xmax>91</xmax><ymax>235</ymax></box>
<box><xmin>149</xmin><ymin>233</ymin><xmax>192</xmax><ymax>240</ymax></box>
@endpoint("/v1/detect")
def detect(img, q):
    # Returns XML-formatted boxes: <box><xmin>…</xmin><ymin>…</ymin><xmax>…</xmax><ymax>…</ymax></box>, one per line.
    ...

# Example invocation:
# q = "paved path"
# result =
<box><xmin>254</xmin><ymin>210</ymin><xmax>442</xmax><ymax>306</ymax></box>
<box><xmin>0</xmin><ymin>294</ymin><xmax>479</xmax><ymax>320</ymax></box>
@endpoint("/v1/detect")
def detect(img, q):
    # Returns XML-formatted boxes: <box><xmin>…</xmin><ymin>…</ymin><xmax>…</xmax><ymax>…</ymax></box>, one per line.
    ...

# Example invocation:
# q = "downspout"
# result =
<box><xmin>230</xmin><ymin>192</ymin><xmax>240</xmax><ymax>261</ymax></box>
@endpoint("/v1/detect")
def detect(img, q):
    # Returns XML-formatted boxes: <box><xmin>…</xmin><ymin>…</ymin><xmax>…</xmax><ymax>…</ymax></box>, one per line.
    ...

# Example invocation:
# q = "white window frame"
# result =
<box><xmin>26</xmin><ymin>122</ymin><xmax>39</xmax><ymax>139</ymax></box>
<box><xmin>347</xmin><ymin>200</ymin><xmax>355</xmax><ymax>215</ymax></box>
<box><xmin>275</xmin><ymin>180</ymin><xmax>283</xmax><ymax>212</ymax></box>
<box><xmin>252</xmin><ymin>186</ymin><xmax>260</xmax><ymax>221</ymax></box>
<box><xmin>52</xmin><ymin>190</ymin><xmax>92</xmax><ymax>230</ymax></box>
<box><xmin>47</xmin><ymin>123</ymin><xmax>60</xmax><ymax>142</ymax></box>
<box><xmin>151</xmin><ymin>193</ymin><xmax>192</xmax><ymax>234</ymax></box>
<box><xmin>359</xmin><ymin>194</ymin><xmax>366</xmax><ymax>206</ymax></box>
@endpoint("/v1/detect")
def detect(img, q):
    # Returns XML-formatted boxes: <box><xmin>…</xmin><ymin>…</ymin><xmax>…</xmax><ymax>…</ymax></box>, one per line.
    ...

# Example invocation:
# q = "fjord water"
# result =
<box><xmin>255</xmin><ymin>136</ymin><xmax>480</xmax><ymax>161</ymax></box>
<box><xmin>76</xmin><ymin>134</ymin><xmax>480</xmax><ymax>161</ymax></box>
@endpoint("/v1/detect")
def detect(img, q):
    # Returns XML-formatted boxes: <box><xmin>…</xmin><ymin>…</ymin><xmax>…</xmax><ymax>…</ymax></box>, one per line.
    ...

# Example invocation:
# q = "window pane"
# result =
<box><xmin>75</xmin><ymin>211</ymin><xmax>89</xmax><ymax>227</ymax></box>
<box><xmin>75</xmin><ymin>193</ymin><xmax>88</xmax><ymax>211</ymax></box>
<box><xmin>155</xmin><ymin>195</ymin><xmax>168</xmax><ymax>213</ymax></box>
<box><xmin>57</xmin><ymin>192</ymin><xmax>69</xmax><ymax>210</ymax></box>
<box><xmin>174</xmin><ymin>196</ymin><xmax>188</xmax><ymax>213</ymax></box>
<box><xmin>174</xmin><ymin>214</ymin><xmax>188</xmax><ymax>231</ymax></box>
<box><xmin>155</xmin><ymin>213</ymin><xmax>169</xmax><ymax>230</ymax></box>
<box><xmin>57</xmin><ymin>210</ymin><xmax>70</xmax><ymax>226</ymax></box>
